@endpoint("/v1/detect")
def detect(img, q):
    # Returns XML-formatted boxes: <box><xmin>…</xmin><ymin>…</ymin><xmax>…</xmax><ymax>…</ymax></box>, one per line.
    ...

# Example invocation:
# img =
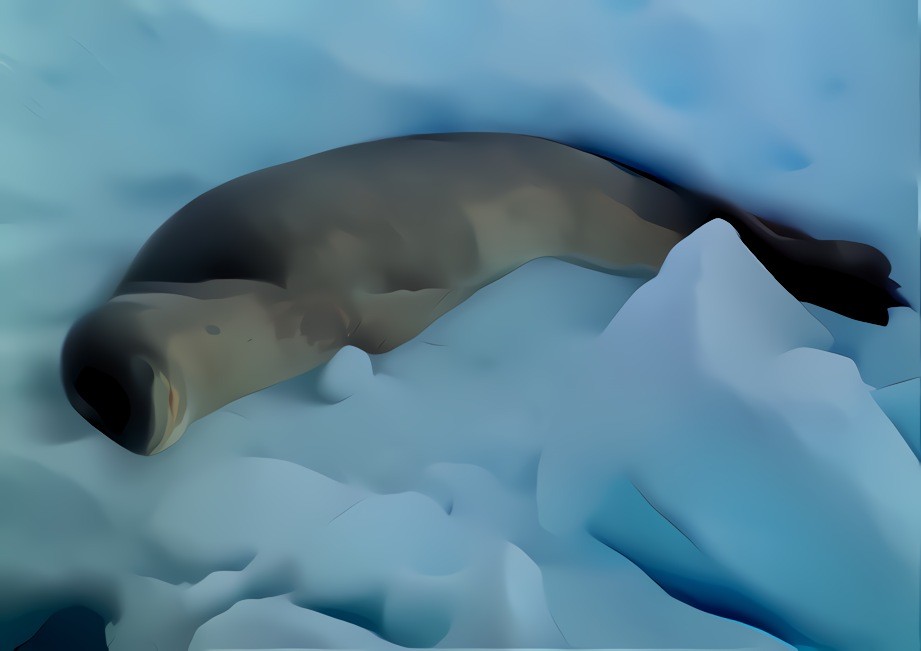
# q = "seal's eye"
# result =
<box><xmin>73</xmin><ymin>366</ymin><xmax>132</xmax><ymax>436</ymax></box>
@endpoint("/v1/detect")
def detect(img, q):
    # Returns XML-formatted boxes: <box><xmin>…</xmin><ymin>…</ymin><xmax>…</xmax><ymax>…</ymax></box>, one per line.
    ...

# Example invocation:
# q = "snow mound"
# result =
<box><xmin>1</xmin><ymin>1</ymin><xmax>918</xmax><ymax>650</ymax></box>
<box><xmin>539</xmin><ymin>220</ymin><xmax>921</xmax><ymax>651</ymax></box>
<box><xmin>316</xmin><ymin>346</ymin><xmax>375</xmax><ymax>404</ymax></box>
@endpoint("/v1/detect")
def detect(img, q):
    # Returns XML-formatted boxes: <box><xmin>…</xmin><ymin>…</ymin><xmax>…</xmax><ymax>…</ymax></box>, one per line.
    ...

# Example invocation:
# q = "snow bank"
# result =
<box><xmin>1</xmin><ymin>1</ymin><xmax>917</xmax><ymax>649</ymax></box>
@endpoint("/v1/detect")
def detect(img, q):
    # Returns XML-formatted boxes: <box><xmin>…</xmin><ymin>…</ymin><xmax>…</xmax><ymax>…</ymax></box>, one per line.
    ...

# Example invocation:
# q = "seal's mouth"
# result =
<box><xmin>146</xmin><ymin>371</ymin><xmax>186</xmax><ymax>455</ymax></box>
<box><xmin>168</xmin><ymin>384</ymin><xmax>179</xmax><ymax>423</ymax></box>
<box><xmin>162</xmin><ymin>372</ymin><xmax>179</xmax><ymax>432</ymax></box>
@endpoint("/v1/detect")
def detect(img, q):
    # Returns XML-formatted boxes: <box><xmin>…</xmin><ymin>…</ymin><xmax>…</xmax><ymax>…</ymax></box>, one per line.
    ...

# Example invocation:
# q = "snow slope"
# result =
<box><xmin>0</xmin><ymin>1</ymin><xmax>917</xmax><ymax>650</ymax></box>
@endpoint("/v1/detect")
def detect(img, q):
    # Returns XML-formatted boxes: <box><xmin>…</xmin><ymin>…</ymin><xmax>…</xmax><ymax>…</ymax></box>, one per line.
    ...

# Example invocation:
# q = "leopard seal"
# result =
<box><xmin>60</xmin><ymin>132</ymin><xmax>906</xmax><ymax>455</ymax></box>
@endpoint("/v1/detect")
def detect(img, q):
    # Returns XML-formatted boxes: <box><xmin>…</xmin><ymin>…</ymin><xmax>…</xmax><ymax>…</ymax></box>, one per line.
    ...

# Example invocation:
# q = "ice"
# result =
<box><xmin>537</xmin><ymin>221</ymin><xmax>920</xmax><ymax>650</ymax></box>
<box><xmin>189</xmin><ymin>598</ymin><xmax>401</xmax><ymax>651</ymax></box>
<box><xmin>316</xmin><ymin>346</ymin><xmax>375</xmax><ymax>405</ymax></box>
<box><xmin>873</xmin><ymin>378</ymin><xmax>921</xmax><ymax>460</ymax></box>
<box><xmin>1</xmin><ymin>1</ymin><xmax>917</xmax><ymax>650</ymax></box>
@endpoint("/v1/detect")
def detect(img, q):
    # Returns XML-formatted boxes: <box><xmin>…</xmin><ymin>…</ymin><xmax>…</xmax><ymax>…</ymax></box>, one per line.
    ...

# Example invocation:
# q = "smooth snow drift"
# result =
<box><xmin>0</xmin><ymin>1</ymin><xmax>917</xmax><ymax>650</ymax></box>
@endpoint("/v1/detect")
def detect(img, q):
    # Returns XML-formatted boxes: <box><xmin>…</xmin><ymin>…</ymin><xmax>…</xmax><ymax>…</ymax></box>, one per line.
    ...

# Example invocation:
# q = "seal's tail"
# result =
<box><xmin>710</xmin><ymin>204</ymin><xmax>909</xmax><ymax>326</ymax></box>
<box><xmin>579</xmin><ymin>148</ymin><xmax>908</xmax><ymax>326</ymax></box>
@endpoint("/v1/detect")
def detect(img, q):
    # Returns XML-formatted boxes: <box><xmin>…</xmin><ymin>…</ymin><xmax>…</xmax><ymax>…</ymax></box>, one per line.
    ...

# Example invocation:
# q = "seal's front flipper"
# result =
<box><xmin>348</xmin><ymin>287</ymin><xmax>471</xmax><ymax>354</ymax></box>
<box><xmin>713</xmin><ymin>208</ymin><xmax>909</xmax><ymax>326</ymax></box>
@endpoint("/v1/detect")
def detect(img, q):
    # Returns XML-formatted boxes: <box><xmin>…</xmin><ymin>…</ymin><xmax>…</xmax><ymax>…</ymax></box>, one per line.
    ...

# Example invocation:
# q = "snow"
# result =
<box><xmin>0</xmin><ymin>1</ymin><xmax>917</xmax><ymax>650</ymax></box>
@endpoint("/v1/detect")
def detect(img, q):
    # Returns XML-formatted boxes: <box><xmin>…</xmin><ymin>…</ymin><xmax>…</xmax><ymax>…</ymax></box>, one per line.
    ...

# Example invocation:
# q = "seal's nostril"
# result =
<box><xmin>73</xmin><ymin>366</ymin><xmax>132</xmax><ymax>436</ymax></box>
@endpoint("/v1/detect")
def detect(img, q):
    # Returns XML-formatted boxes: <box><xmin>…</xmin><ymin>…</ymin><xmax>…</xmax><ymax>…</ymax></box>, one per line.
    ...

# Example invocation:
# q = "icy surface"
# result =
<box><xmin>316</xmin><ymin>346</ymin><xmax>375</xmax><ymax>405</ymax></box>
<box><xmin>873</xmin><ymin>378</ymin><xmax>921</xmax><ymax>460</ymax></box>
<box><xmin>1</xmin><ymin>1</ymin><xmax>918</xmax><ymax>650</ymax></box>
<box><xmin>539</xmin><ymin>221</ymin><xmax>920</xmax><ymax>650</ymax></box>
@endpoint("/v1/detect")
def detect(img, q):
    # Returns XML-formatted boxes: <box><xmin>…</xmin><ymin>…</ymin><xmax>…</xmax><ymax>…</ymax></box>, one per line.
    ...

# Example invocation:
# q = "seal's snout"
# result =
<box><xmin>66</xmin><ymin>354</ymin><xmax>156</xmax><ymax>455</ymax></box>
<box><xmin>61</xmin><ymin>309</ymin><xmax>160</xmax><ymax>455</ymax></box>
<box><xmin>72</xmin><ymin>364</ymin><xmax>132</xmax><ymax>438</ymax></box>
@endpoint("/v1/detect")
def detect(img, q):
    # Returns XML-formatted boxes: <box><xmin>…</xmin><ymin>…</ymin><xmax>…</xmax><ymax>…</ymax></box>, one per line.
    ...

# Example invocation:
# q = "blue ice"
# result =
<box><xmin>0</xmin><ymin>1</ymin><xmax>917</xmax><ymax>650</ymax></box>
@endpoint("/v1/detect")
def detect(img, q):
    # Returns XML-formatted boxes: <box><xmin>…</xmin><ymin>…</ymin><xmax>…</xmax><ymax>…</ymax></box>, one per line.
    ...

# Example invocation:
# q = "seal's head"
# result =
<box><xmin>61</xmin><ymin>303</ymin><xmax>186</xmax><ymax>456</ymax></box>
<box><xmin>62</xmin><ymin>281</ymin><xmax>342</xmax><ymax>456</ymax></box>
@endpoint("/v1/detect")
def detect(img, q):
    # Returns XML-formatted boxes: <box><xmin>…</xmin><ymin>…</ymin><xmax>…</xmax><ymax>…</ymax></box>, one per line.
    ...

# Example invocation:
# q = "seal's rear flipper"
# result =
<box><xmin>712</xmin><ymin>208</ymin><xmax>909</xmax><ymax>326</ymax></box>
